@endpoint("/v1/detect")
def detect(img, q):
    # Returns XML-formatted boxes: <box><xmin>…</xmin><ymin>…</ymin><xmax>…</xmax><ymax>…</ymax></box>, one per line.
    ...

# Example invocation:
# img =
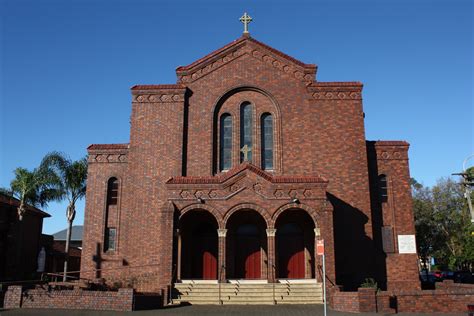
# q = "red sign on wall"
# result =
<box><xmin>317</xmin><ymin>239</ymin><xmax>324</xmax><ymax>255</ymax></box>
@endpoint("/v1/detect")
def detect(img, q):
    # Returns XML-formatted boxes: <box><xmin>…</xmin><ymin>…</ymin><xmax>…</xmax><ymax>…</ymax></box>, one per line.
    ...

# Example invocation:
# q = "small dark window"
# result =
<box><xmin>107</xmin><ymin>177</ymin><xmax>119</xmax><ymax>205</ymax></box>
<box><xmin>220</xmin><ymin>114</ymin><xmax>232</xmax><ymax>170</ymax></box>
<box><xmin>379</xmin><ymin>175</ymin><xmax>388</xmax><ymax>202</ymax></box>
<box><xmin>240</xmin><ymin>102</ymin><xmax>253</xmax><ymax>162</ymax></box>
<box><xmin>261</xmin><ymin>113</ymin><xmax>274</xmax><ymax>170</ymax></box>
<box><xmin>104</xmin><ymin>227</ymin><xmax>116</xmax><ymax>252</ymax></box>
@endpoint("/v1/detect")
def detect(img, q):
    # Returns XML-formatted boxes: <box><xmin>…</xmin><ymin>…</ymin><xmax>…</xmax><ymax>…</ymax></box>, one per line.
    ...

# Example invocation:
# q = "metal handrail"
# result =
<box><xmin>218</xmin><ymin>265</ymin><xmax>225</xmax><ymax>305</ymax></box>
<box><xmin>169</xmin><ymin>263</ymin><xmax>177</xmax><ymax>305</ymax></box>
<box><xmin>271</xmin><ymin>262</ymin><xmax>276</xmax><ymax>304</ymax></box>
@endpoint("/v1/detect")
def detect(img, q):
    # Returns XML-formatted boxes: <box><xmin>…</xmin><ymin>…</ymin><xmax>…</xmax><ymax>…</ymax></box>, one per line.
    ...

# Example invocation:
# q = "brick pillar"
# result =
<box><xmin>266</xmin><ymin>228</ymin><xmax>276</xmax><ymax>282</ymax></box>
<box><xmin>217</xmin><ymin>229</ymin><xmax>227</xmax><ymax>281</ymax></box>
<box><xmin>358</xmin><ymin>288</ymin><xmax>377</xmax><ymax>312</ymax></box>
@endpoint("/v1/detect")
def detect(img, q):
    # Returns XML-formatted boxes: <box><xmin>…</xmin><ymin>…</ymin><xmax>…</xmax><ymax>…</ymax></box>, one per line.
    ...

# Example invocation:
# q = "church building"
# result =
<box><xmin>81</xmin><ymin>15</ymin><xmax>420</xmax><ymax>304</ymax></box>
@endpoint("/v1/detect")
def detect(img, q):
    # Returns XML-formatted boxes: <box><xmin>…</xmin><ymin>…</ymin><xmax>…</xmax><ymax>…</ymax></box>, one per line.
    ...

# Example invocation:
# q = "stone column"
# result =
<box><xmin>217</xmin><ymin>229</ymin><xmax>227</xmax><ymax>281</ymax></box>
<box><xmin>176</xmin><ymin>229</ymin><xmax>182</xmax><ymax>281</ymax></box>
<box><xmin>266</xmin><ymin>228</ymin><xmax>276</xmax><ymax>282</ymax></box>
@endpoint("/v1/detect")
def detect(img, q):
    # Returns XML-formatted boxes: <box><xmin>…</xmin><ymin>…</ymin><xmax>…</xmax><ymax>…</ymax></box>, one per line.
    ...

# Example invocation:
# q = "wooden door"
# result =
<box><xmin>199</xmin><ymin>235</ymin><xmax>217</xmax><ymax>279</ymax></box>
<box><xmin>277</xmin><ymin>223</ymin><xmax>305</xmax><ymax>279</ymax></box>
<box><xmin>235</xmin><ymin>224</ymin><xmax>261</xmax><ymax>279</ymax></box>
<box><xmin>189</xmin><ymin>224</ymin><xmax>217</xmax><ymax>279</ymax></box>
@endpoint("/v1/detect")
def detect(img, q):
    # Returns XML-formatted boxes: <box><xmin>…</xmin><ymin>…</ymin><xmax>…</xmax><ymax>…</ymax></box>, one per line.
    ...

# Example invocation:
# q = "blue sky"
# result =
<box><xmin>1</xmin><ymin>0</ymin><xmax>472</xmax><ymax>234</ymax></box>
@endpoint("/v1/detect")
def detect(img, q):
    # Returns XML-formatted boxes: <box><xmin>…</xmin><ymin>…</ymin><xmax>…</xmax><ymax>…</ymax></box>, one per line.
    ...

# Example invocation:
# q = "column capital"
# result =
<box><xmin>266</xmin><ymin>228</ymin><xmax>277</xmax><ymax>237</ymax></box>
<box><xmin>217</xmin><ymin>228</ymin><xmax>227</xmax><ymax>237</ymax></box>
<box><xmin>314</xmin><ymin>227</ymin><xmax>321</xmax><ymax>237</ymax></box>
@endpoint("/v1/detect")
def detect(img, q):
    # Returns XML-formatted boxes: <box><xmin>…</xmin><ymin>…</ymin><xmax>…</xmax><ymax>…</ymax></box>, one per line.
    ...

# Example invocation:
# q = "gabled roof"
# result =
<box><xmin>0</xmin><ymin>192</ymin><xmax>51</xmax><ymax>218</ymax></box>
<box><xmin>52</xmin><ymin>225</ymin><xmax>83</xmax><ymax>241</ymax></box>
<box><xmin>176</xmin><ymin>35</ymin><xmax>315</xmax><ymax>72</ymax></box>
<box><xmin>166</xmin><ymin>162</ymin><xmax>328</xmax><ymax>185</ymax></box>
<box><xmin>175</xmin><ymin>34</ymin><xmax>317</xmax><ymax>83</ymax></box>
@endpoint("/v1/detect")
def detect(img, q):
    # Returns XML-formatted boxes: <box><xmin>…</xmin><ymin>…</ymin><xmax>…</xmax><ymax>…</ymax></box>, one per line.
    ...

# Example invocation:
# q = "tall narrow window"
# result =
<box><xmin>240</xmin><ymin>102</ymin><xmax>253</xmax><ymax>162</ymax></box>
<box><xmin>105</xmin><ymin>177</ymin><xmax>119</xmax><ymax>252</ymax></box>
<box><xmin>220</xmin><ymin>114</ymin><xmax>232</xmax><ymax>170</ymax></box>
<box><xmin>261</xmin><ymin>113</ymin><xmax>274</xmax><ymax>170</ymax></box>
<box><xmin>379</xmin><ymin>175</ymin><xmax>388</xmax><ymax>203</ymax></box>
<box><xmin>104</xmin><ymin>227</ymin><xmax>116</xmax><ymax>251</ymax></box>
<box><xmin>107</xmin><ymin>177</ymin><xmax>119</xmax><ymax>205</ymax></box>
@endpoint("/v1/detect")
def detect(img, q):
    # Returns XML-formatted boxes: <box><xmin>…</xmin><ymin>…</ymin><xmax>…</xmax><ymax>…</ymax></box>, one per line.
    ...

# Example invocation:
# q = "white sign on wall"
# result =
<box><xmin>397</xmin><ymin>235</ymin><xmax>417</xmax><ymax>254</ymax></box>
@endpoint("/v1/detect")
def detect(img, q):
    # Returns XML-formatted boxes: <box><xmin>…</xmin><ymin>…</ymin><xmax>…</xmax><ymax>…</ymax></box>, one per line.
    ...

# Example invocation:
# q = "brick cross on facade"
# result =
<box><xmin>240</xmin><ymin>12</ymin><xmax>252</xmax><ymax>34</ymax></box>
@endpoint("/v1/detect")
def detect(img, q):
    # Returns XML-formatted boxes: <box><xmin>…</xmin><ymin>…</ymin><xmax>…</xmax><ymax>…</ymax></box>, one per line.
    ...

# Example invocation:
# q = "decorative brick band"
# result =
<box><xmin>87</xmin><ymin>143</ymin><xmax>129</xmax><ymax>164</ymax></box>
<box><xmin>308</xmin><ymin>82</ymin><xmax>363</xmax><ymax>100</ymax></box>
<box><xmin>132</xmin><ymin>93</ymin><xmax>185</xmax><ymax>103</ymax></box>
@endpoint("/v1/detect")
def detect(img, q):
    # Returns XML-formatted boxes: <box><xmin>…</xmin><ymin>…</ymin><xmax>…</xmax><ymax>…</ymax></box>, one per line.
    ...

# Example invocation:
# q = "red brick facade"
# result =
<box><xmin>329</xmin><ymin>282</ymin><xmax>474</xmax><ymax>314</ymax></box>
<box><xmin>80</xmin><ymin>34</ymin><xmax>420</xmax><ymax>295</ymax></box>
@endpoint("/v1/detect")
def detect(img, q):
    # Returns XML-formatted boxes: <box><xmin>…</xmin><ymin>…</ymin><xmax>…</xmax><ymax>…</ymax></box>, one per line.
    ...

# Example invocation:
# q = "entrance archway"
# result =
<box><xmin>275</xmin><ymin>209</ymin><xmax>315</xmax><ymax>279</ymax></box>
<box><xmin>180</xmin><ymin>210</ymin><xmax>218</xmax><ymax>280</ymax></box>
<box><xmin>226</xmin><ymin>210</ymin><xmax>267</xmax><ymax>279</ymax></box>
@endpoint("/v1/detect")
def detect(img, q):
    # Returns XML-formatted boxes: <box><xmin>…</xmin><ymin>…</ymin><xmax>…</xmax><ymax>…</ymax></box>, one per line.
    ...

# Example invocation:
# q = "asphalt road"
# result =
<box><xmin>0</xmin><ymin>305</ymin><xmax>467</xmax><ymax>316</ymax></box>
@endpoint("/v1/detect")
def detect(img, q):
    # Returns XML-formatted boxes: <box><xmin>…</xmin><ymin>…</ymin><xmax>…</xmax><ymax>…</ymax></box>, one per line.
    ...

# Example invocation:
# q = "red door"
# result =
<box><xmin>235</xmin><ymin>224</ymin><xmax>261</xmax><ymax>279</ymax></box>
<box><xmin>199</xmin><ymin>236</ymin><xmax>217</xmax><ymax>279</ymax></box>
<box><xmin>188</xmin><ymin>224</ymin><xmax>217</xmax><ymax>279</ymax></box>
<box><xmin>277</xmin><ymin>223</ymin><xmax>305</xmax><ymax>279</ymax></box>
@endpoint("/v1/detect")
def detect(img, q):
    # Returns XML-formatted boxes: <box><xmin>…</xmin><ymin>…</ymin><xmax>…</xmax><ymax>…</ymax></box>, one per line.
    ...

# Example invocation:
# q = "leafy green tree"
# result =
<box><xmin>413</xmin><ymin>177</ymin><xmax>474</xmax><ymax>271</ymax></box>
<box><xmin>41</xmin><ymin>152</ymin><xmax>88</xmax><ymax>281</ymax></box>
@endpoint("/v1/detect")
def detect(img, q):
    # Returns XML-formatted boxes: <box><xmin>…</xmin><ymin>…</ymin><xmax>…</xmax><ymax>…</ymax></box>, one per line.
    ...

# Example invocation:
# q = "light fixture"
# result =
<box><xmin>291</xmin><ymin>198</ymin><xmax>300</xmax><ymax>204</ymax></box>
<box><xmin>197</xmin><ymin>197</ymin><xmax>204</xmax><ymax>204</ymax></box>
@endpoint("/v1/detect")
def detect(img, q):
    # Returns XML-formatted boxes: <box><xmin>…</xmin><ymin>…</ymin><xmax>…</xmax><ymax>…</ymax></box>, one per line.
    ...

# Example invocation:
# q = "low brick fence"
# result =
<box><xmin>329</xmin><ymin>281</ymin><xmax>474</xmax><ymax>314</ymax></box>
<box><xmin>4</xmin><ymin>285</ymin><xmax>137</xmax><ymax>311</ymax></box>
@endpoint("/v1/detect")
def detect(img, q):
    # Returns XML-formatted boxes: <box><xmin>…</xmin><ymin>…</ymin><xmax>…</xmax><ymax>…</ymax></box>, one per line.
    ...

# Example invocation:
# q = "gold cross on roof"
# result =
<box><xmin>240</xmin><ymin>12</ymin><xmax>252</xmax><ymax>34</ymax></box>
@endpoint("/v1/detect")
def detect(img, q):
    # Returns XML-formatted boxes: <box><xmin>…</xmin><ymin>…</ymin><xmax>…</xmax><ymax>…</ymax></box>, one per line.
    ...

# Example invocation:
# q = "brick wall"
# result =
<box><xmin>3</xmin><ymin>285</ymin><xmax>22</xmax><ymax>308</ymax></box>
<box><xmin>330</xmin><ymin>289</ymin><xmax>359</xmax><ymax>313</ymax></box>
<box><xmin>4</xmin><ymin>285</ymin><xmax>136</xmax><ymax>311</ymax></box>
<box><xmin>330</xmin><ymin>283</ymin><xmax>474</xmax><ymax>314</ymax></box>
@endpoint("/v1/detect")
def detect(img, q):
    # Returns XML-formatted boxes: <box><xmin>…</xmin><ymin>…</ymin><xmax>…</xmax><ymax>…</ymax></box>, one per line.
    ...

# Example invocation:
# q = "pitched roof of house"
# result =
<box><xmin>52</xmin><ymin>225</ymin><xmax>83</xmax><ymax>241</ymax></box>
<box><xmin>0</xmin><ymin>192</ymin><xmax>51</xmax><ymax>218</ymax></box>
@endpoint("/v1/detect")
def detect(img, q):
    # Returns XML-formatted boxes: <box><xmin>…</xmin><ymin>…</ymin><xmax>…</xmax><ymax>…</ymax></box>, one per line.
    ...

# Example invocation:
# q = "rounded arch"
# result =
<box><xmin>179</xmin><ymin>203</ymin><xmax>224</xmax><ymax>228</ymax></box>
<box><xmin>224</xmin><ymin>203</ymin><xmax>271</xmax><ymax>228</ymax></box>
<box><xmin>272</xmin><ymin>203</ymin><xmax>319</xmax><ymax>229</ymax></box>
<box><xmin>211</xmin><ymin>85</ymin><xmax>283</xmax><ymax>175</ymax></box>
<box><xmin>212</xmin><ymin>85</ymin><xmax>282</xmax><ymax>119</ymax></box>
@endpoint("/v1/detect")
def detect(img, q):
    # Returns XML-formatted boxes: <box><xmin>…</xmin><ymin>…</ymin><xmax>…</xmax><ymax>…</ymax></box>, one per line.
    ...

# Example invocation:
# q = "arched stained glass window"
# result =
<box><xmin>261</xmin><ymin>113</ymin><xmax>273</xmax><ymax>170</ymax></box>
<box><xmin>240</xmin><ymin>102</ymin><xmax>253</xmax><ymax>162</ymax></box>
<box><xmin>220</xmin><ymin>114</ymin><xmax>232</xmax><ymax>170</ymax></box>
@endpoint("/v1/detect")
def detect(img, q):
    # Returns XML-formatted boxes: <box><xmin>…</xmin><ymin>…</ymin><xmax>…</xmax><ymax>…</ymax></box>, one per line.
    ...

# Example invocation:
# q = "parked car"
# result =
<box><xmin>453</xmin><ymin>271</ymin><xmax>474</xmax><ymax>284</ymax></box>
<box><xmin>433</xmin><ymin>270</ymin><xmax>443</xmax><ymax>281</ymax></box>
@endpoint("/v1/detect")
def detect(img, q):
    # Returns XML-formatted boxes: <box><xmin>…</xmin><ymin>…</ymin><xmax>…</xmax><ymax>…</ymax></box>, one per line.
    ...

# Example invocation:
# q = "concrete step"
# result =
<box><xmin>173</xmin><ymin>282</ymin><xmax>323</xmax><ymax>305</ymax></box>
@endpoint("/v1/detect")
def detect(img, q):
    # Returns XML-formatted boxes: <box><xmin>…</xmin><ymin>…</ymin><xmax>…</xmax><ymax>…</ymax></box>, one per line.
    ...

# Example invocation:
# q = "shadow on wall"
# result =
<box><xmin>92</xmin><ymin>242</ymin><xmax>102</xmax><ymax>279</ymax></box>
<box><xmin>366</xmin><ymin>142</ymin><xmax>388</xmax><ymax>290</ymax></box>
<box><xmin>329</xmin><ymin>193</ymin><xmax>377</xmax><ymax>290</ymax></box>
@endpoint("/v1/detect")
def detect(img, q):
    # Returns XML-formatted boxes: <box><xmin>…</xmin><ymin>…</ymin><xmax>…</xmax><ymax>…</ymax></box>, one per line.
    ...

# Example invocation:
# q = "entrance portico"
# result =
<box><xmin>168</xmin><ymin>163</ymin><xmax>333</xmax><ymax>285</ymax></box>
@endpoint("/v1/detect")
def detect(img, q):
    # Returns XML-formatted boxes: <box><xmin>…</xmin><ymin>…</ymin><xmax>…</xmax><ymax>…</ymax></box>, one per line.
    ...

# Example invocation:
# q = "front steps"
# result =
<box><xmin>173</xmin><ymin>281</ymin><xmax>323</xmax><ymax>305</ymax></box>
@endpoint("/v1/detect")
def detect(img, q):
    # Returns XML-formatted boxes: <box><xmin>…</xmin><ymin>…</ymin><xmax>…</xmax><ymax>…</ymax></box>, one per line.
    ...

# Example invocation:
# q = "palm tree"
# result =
<box><xmin>2</xmin><ymin>166</ymin><xmax>60</xmax><ymax>280</ymax></box>
<box><xmin>8</xmin><ymin>167</ymin><xmax>60</xmax><ymax>220</ymax></box>
<box><xmin>41</xmin><ymin>152</ymin><xmax>88</xmax><ymax>281</ymax></box>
